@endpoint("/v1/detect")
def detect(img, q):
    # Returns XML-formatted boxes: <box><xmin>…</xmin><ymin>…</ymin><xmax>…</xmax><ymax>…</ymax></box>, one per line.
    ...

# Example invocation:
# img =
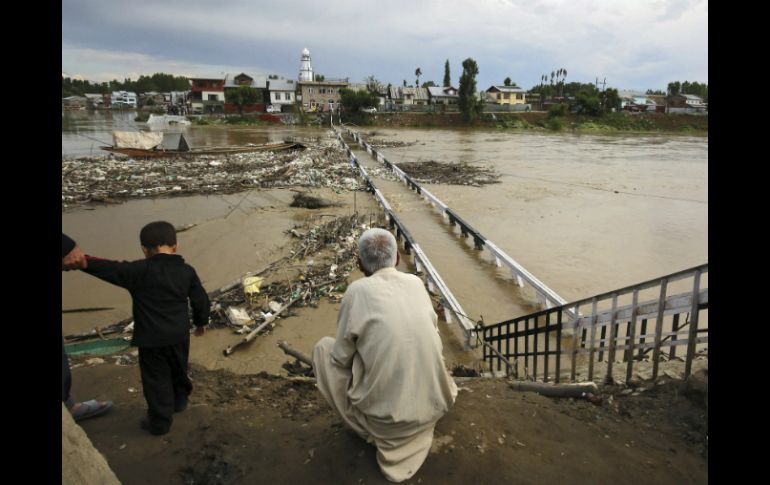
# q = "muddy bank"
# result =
<box><xmin>344</xmin><ymin>111</ymin><xmax>708</xmax><ymax>133</ymax></box>
<box><xmin>71</xmin><ymin>359</ymin><xmax>707</xmax><ymax>484</ymax></box>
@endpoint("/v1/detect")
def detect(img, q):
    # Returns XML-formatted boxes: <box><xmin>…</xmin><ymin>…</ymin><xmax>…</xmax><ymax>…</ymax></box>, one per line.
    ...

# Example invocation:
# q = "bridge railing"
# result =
<box><xmin>342</xmin><ymin>126</ymin><xmax>570</xmax><ymax>316</ymax></box>
<box><xmin>481</xmin><ymin>264</ymin><xmax>708</xmax><ymax>383</ymax></box>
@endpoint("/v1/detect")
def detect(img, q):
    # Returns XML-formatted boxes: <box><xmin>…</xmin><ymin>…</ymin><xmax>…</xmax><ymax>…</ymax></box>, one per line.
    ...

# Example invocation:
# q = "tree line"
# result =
<box><xmin>62</xmin><ymin>73</ymin><xmax>190</xmax><ymax>98</ymax></box>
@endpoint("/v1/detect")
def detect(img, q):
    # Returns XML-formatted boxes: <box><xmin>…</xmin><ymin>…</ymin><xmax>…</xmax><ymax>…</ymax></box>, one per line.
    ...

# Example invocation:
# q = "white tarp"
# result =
<box><xmin>112</xmin><ymin>131</ymin><xmax>164</xmax><ymax>149</ymax></box>
<box><xmin>146</xmin><ymin>114</ymin><xmax>191</xmax><ymax>126</ymax></box>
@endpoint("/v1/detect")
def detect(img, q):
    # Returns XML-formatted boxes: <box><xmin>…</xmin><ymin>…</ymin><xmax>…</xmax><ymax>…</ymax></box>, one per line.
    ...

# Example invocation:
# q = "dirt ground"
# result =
<box><xmin>70</xmin><ymin>353</ymin><xmax>707</xmax><ymax>484</ymax></box>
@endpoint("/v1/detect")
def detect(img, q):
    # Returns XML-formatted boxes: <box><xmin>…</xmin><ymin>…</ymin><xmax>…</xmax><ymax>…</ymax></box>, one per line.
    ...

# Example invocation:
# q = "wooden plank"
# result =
<box><xmin>533</xmin><ymin>316</ymin><xmax>539</xmax><ymax>379</ymax></box>
<box><xmin>587</xmin><ymin>298</ymin><xmax>598</xmax><ymax>381</ymax></box>
<box><xmin>605</xmin><ymin>294</ymin><xmax>619</xmax><ymax>383</ymax></box>
<box><xmin>651</xmin><ymin>279</ymin><xmax>669</xmax><ymax>379</ymax></box>
<box><xmin>544</xmin><ymin>312</ymin><xmax>550</xmax><ymax>382</ymax></box>
<box><xmin>514</xmin><ymin>320</ymin><xmax>519</xmax><ymax>379</ymax></box>
<box><xmin>669</xmin><ymin>313</ymin><xmax>680</xmax><ymax>359</ymax></box>
<box><xmin>571</xmin><ymin>303</ymin><xmax>582</xmax><ymax>382</ymax></box>
<box><xmin>684</xmin><ymin>270</ymin><xmax>702</xmax><ymax>378</ymax></box>
<box><xmin>625</xmin><ymin>289</ymin><xmax>639</xmax><ymax>384</ymax></box>
<box><xmin>555</xmin><ymin>308</ymin><xmax>562</xmax><ymax>384</ymax></box>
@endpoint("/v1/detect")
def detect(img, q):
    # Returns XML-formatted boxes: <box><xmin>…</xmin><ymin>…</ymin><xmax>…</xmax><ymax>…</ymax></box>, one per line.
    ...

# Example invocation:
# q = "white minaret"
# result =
<box><xmin>299</xmin><ymin>48</ymin><xmax>314</xmax><ymax>82</ymax></box>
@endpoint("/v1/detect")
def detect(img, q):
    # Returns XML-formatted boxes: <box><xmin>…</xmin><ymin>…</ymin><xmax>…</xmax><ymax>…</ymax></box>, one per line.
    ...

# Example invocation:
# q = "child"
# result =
<box><xmin>83</xmin><ymin>221</ymin><xmax>209</xmax><ymax>435</ymax></box>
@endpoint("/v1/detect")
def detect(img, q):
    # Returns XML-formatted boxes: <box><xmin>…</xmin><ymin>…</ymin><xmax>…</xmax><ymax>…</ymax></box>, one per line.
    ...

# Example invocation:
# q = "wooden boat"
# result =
<box><xmin>100</xmin><ymin>131</ymin><xmax>306</xmax><ymax>157</ymax></box>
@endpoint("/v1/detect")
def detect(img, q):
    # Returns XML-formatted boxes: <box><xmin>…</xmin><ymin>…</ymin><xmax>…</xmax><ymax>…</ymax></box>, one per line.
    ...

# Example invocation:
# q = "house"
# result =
<box><xmin>486</xmin><ymin>85</ymin><xmax>526</xmax><ymax>105</ymax></box>
<box><xmin>618</xmin><ymin>91</ymin><xmax>658</xmax><ymax>112</ymax></box>
<box><xmin>189</xmin><ymin>77</ymin><xmax>225</xmax><ymax>114</ymax></box>
<box><xmin>666</xmin><ymin>94</ymin><xmax>707</xmax><ymax>113</ymax></box>
<box><xmin>62</xmin><ymin>96</ymin><xmax>87</xmax><ymax>110</ymax></box>
<box><xmin>83</xmin><ymin>93</ymin><xmax>105</xmax><ymax>108</ymax></box>
<box><xmin>388</xmin><ymin>86</ymin><xmax>430</xmax><ymax>106</ymax></box>
<box><xmin>110</xmin><ymin>91</ymin><xmax>137</xmax><ymax>108</ymax></box>
<box><xmin>223</xmin><ymin>73</ymin><xmax>268</xmax><ymax>113</ymax></box>
<box><xmin>139</xmin><ymin>91</ymin><xmax>166</xmax><ymax>107</ymax></box>
<box><xmin>297</xmin><ymin>79</ymin><xmax>349</xmax><ymax>112</ymax></box>
<box><xmin>427</xmin><ymin>86</ymin><xmax>459</xmax><ymax>105</ymax></box>
<box><xmin>267</xmin><ymin>76</ymin><xmax>297</xmax><ymax>112</ymax></box>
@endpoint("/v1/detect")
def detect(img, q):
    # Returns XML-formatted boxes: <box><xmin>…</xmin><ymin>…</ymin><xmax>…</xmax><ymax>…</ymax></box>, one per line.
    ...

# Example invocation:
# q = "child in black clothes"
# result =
<box><xmin>83</xmin><ymin>221</ymin><xmax>210</xmax><ymax>435</ymax></box>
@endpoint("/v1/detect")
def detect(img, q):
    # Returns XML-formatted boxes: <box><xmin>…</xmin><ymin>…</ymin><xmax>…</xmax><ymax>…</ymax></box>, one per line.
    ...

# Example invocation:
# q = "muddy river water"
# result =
<box><xmin>61</xmin><ymin>111</ymin><xmax>707</xmax><ymax>372</ymax></box>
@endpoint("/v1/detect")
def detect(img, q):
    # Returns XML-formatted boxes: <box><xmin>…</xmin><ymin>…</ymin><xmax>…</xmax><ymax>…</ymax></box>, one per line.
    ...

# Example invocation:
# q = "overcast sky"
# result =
<box><xmin>62</xmin><ymin>0</ymin><xmax>707</xmax><ymax>92</ymax></box>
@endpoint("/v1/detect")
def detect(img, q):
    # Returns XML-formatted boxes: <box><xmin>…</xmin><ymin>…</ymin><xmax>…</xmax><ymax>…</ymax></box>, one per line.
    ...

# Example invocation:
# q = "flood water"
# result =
<box><xmin>62</xmin><ymin>112</ymin><xmax>707</xmax><ymax>372</ymax></box>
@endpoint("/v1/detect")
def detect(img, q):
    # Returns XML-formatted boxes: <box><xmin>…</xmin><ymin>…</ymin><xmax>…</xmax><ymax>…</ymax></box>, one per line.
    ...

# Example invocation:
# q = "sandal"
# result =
<box><xmin>71</xmin><ymin>399</ymin><xmax>113</xmax><ymax>422</ymax></box>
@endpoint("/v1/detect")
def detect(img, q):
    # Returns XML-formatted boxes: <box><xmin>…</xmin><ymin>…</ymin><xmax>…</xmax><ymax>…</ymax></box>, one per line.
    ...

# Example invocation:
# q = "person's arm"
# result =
<box><xmin>82</xmin><ymin>256</ymin><xmax>142</xmax><ymax>290</ymax></box>
<box><xmin>188</xmin><ymin>269</ymin><xmax>210</xmax><ymax>335</ymax></box>
<box><xmin>330</xmin><ymin>290</ymin><xmax>358</xmax><ymax>368</ymax></box>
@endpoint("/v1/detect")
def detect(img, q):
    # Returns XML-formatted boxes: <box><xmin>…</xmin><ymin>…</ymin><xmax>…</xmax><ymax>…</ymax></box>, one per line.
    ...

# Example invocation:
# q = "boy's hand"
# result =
<box><xmin>194</xmin><ymin>326</ymin><xmax>206</xmax><ymax>337</ymax></box>
<box><xmin>62</xmin><ymin>244</ymin><xmax>88</xmax><ymax>271</ymax></box>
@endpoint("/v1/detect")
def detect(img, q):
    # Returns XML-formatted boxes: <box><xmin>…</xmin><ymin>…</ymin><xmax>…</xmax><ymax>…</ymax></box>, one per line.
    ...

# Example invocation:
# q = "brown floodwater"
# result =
<box><xmin>62</xmin><ymin>114</ymin><xmax>707</xmax><ymax>373</ymax></box>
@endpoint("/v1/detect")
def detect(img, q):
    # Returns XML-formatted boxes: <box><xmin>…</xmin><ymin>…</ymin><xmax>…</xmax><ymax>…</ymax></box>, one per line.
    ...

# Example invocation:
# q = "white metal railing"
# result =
<box><xmin>334</xmin><ymin>128</ymin><xmax>477</xmax><ymax>343</ymax></box>
<box><xmin>343</xmin><ymin>126</ymin><xmax>570</xmax><ymax>316</ymax></box>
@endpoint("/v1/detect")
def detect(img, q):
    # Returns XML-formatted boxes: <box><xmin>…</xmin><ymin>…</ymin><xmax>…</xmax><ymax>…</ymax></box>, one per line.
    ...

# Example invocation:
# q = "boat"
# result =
<box><xmin>100</xmin><ymin>131</ymin><xmax>306</xmax><ymax>157</ymax></box>
<box><xmin>146</xmin><ymin>114</ymin><xmax>192</xmax><ymax>127</ymax></box>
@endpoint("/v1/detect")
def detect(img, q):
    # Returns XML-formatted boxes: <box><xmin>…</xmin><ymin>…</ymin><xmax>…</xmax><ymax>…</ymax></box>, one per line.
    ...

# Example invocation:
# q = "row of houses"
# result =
<box><xmin>618</xmin><ymin>91</ymin><xmax>707</xmax><ymax>113</ymax></box>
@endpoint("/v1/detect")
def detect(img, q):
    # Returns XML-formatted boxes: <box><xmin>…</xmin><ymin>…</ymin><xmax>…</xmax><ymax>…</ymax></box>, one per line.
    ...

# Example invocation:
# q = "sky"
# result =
<box><xmin>62</xmin><ymin>0</ymin><xmax>707</xmax><ymax>92</ymax></box>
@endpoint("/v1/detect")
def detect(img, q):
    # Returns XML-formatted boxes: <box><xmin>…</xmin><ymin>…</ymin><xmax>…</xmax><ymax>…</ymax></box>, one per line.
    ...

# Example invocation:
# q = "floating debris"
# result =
<box><xmin>62</xmin><ymin>136</ymin><xmax>359</xmax><ymax>210</ymax></box>
<box><xmin>398</xmin><ymin>160</ymin><xmax>501</xmax><ymax>186</ymax></box>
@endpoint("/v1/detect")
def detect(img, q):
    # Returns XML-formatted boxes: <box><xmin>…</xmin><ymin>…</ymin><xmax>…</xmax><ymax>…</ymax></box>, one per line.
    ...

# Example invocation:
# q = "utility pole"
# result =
<box><xmin>595</xmin><ymin>77</ymin><xmax>607</xmax><ymax>91</ymax></box>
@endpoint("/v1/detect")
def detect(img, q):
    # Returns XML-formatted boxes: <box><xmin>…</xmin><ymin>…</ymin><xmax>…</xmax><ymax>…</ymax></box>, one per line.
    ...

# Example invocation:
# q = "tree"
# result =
<box><xmin>458</xmin><ymin>58</ymin><xmax>482</xmax><ymax>123</ymax></box>
<box><xmin>422</xmin><ymin>80</ymin><xmax>437</xmax><ymax>88</ymax></box>
<box><xmin>601</xmin><ymin>88</ymin><xmax>619</xmax><ymax>113</ymax></box>
<box><xmin>415</xmin><ymin>67</ymin><xmax>422</xmax><ymax>87</ymax></box>
<box><xmin>443</xmin><ymin>60</ymin><xmax>451</xmax><ymax>87</ymax></box>
<box><xmin>339</xmin><ymin>88</ymin><xmax>379</xmax><ymax>112</ymax></box>
<box><xmin>403</xmin><ymin>80</ymin><xmax>407</xmax><ymax>87</ymax></box>
<box><xmin>227</xmin><ymin>86</ymin><xmax>259</xmax><ymax>114</ymax></box>
<box><xmin>365</xmin><ymin>75</ymin><xmax>383</xmax><ymax>94</ymax></box>
<box><xmin>504</xmin><ymin>77</ymin><xmax>512</xmax><ymax>86</ymax></box>
<box><xmin>575</xmin><ymin>86</ymin><xmax>602</xmax><ymax>115</ymax></box>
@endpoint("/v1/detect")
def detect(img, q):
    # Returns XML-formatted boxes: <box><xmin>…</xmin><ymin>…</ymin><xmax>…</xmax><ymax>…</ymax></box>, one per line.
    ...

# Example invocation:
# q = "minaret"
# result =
<box><xmin>299</xmin><ymin>48</ymin><xmax>314</xmax><ymax>82</ymax></box>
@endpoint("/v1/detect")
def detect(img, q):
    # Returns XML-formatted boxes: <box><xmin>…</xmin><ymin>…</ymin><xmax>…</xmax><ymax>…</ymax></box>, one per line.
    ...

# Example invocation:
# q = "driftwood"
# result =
<box><xmin>62</xmin><ymin>307</ymin><xmax>115</xmax><ymax>314</ymax></box>
<box><xmin>223</xmin><ymin>289</ymin><xmax>310</xmax><ymax>356</ymax></box>
<box><xmin>509</xmin><ymin>381</ymin><xmax>598</xmax><ymax>398</ymax></box>
<box><xmin>277</xmin><ymin>340</ymin><xmax>313</xmax><ymax>366</ymax></box>
<box><xmin>63</xmin><ymin>317</ymin><xmax>133</xmax><ymax>342</ymax></box>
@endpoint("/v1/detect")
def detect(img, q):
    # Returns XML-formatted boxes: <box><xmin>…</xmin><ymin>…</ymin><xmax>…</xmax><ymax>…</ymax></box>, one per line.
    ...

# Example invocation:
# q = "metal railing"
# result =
<box><xmin>481</xmin><ymin>264</ymin><xmax>708</xmax><ymax>383</ymax></box>
<box><xmin>342</xmin><ymin>126</ymin><xmax>570</xmax><ymax>316</ymax></box>
<box><xmin>334</xmin><ymin>128</ymin><xmax>477</xmax><ymax>345</ymax></box>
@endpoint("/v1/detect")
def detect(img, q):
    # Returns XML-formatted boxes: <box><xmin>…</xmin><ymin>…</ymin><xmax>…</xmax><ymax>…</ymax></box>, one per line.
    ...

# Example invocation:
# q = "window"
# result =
<box><xmin>208</xmin><ymin>94</ymin><xmax>218</xmax><ymax>101</ymax></box>
<box><xmin>504</xmin><ymin>93</ymin><xmax>510</xmax><ymax>100</ymax></box>
<box><xmin>516</xmin><ymin>94</ymin><xmax>523</xmax><ymax>100</ymax></box>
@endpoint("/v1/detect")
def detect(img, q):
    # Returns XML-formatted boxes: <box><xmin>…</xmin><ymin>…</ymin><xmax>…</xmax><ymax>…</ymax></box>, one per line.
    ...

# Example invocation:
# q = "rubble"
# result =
<box><xmin>397</xmin><ymin>160</ymin><xmax>501</xmax><ymax>186</ymax></box>
<box><xmin>62</xmin><ymin>136</ymin><xmax>360</xmax><ymax>210</ymax></box>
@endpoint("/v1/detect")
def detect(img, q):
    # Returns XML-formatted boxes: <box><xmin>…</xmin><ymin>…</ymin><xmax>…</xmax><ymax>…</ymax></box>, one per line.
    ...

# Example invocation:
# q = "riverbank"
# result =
<box><xmin>340</xmin><ymin>111</ymin><xmax>708</xmax><ymax>133</ymax></box>
<box><xmin>70</xmin><ymin>356</ymin><xmax>707</xmax><ymax>484</ymax></box>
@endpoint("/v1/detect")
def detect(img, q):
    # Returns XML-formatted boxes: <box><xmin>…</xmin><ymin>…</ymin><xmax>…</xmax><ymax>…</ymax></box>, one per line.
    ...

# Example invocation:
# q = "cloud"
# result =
<box><xmin>62</xmin><ymin>0</ymin><xmax>707</xmax><ymax>90</ymax></box>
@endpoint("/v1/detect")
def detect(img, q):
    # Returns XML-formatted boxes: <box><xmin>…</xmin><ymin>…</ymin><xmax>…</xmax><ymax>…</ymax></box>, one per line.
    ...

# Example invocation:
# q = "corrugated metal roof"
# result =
<box><xmin>487</xmin><ymin>85</ymin><xmax>525</xmax><ymax>93</ymax></box>
<box><xmin>268</xmin><ymin>78</ymin><xmax>296</xmax><ymax>91</ymax></box>
<box><xmin>427</xmin><ymin>86</ymin><xmax>458</xmax><ymax>97</ymax></box>
<box><xmin>224</xmin><ymin>73</ymin><xmax>267</xmax><ymax>89</ymax></box>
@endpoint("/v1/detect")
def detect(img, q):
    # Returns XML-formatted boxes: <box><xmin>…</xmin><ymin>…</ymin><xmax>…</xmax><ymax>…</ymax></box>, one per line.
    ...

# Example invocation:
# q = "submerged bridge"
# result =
<box><xmin>333</xmin><ymin>122</ymin><xmax>708</xmax><ymax>384</ymax></box>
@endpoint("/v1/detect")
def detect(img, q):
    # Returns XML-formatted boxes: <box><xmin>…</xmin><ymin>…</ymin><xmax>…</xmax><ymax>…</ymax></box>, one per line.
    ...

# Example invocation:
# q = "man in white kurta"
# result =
<box><xmin>313</xmin><ymin>228</ymin><xmax>458</xmax><ymax>482</ymax></box>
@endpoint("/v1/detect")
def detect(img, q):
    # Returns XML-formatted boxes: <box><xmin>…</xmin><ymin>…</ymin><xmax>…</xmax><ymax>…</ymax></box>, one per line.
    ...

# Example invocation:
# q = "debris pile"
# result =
<box><xmin>208</xmin><ymin>213</ymin><xmax>372</xmax><ymax>337</ymax></box>
<box><xmin>62</xmin><ymin>137</ymin><xmax>360</xmax><ymax>209</ymax></box>
<box><xmin>398</xmin><ymin>160</ymin><xmax>501</xmax><ymax>186</ymax></box>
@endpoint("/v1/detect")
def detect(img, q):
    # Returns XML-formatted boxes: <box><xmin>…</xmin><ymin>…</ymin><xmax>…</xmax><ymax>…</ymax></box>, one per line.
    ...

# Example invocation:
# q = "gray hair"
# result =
<box><xmin>358</xmin><ymin>228</ymin><xmax>397</xmax><ymax>274</ymax></box>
